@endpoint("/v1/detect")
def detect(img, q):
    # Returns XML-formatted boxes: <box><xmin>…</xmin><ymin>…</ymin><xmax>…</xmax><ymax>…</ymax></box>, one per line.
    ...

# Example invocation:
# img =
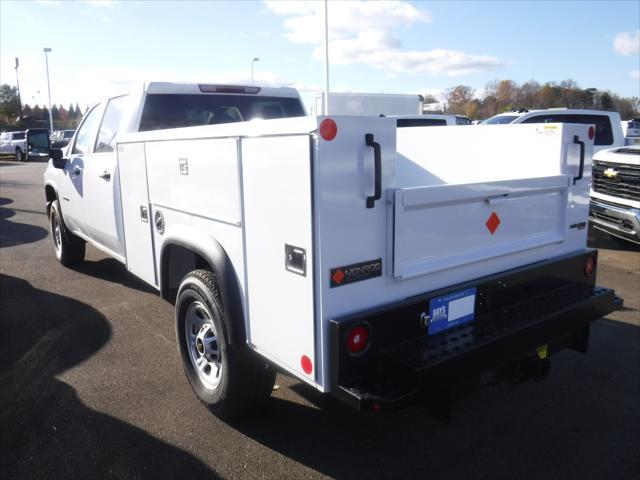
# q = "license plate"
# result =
<box><xmin>428</xmin><ymin>287</ymin><xmax>477</xmax><ymax>335</ymax></box>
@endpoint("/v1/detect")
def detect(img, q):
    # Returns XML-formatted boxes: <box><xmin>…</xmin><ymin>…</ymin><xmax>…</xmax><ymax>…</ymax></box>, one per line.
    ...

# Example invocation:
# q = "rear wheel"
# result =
<box><xmin>15</xmin><ymin>148</ymin><xmax>24</xmax><ymax>162</ymax></box>
<box><xmin>175</xmin><ymin>269</ymin><xmax>275</xmax><ymax>418</ymax></box>
<box><xmin>49</xmin><ymin>200</ymin><xmax>85</xmax><ymax>267</ymax></box>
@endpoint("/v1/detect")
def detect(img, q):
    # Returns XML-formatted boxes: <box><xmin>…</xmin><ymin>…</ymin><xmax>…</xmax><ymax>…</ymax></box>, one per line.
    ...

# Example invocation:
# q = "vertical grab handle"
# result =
<box><xmin>573</xmin><ymin>135</ymin><xmax>585</xmax><ymax>185</ymax></box>
<box><xmin>365</xmin><ymin>133</ymin><xmax>382</xmax><ymax>208</ymax></box>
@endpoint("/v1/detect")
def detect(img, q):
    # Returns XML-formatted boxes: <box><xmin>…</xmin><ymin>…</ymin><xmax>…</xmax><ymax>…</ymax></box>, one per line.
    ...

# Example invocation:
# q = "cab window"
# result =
<box><xmin>72</xmin><ymin>105</ymin><xmax>102</xmax><ymax>155</ymax></box>
<box><xmin>95</xmin><ymin>95</ymin><xmax>128</xmax><ymax>153</ymax></box>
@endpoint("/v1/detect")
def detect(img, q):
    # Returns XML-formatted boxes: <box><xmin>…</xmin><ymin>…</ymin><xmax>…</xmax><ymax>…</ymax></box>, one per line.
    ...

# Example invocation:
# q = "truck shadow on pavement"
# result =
<box><xmin>0</xmin><ymin>197</ymin><xmax>48</xmax><ymax>248</ymax></box>
<box><xmin>227</xmin><ymin>318</ymin><xmax>640</xmax><ymax>479</ymax></box>
<box><xmin>588</xmin><ymin>226</ymin><xmax>640</xmax><ymax>252</ymax></box>
<box><xmin>75</xmin><ymin>257</ymin><xmax>158</xmax><ymax>295</ymax></box>
<box><xmin>0</xmin><ymin>274</ymin><xmax>216</xmax><ymax>480</ymax></box>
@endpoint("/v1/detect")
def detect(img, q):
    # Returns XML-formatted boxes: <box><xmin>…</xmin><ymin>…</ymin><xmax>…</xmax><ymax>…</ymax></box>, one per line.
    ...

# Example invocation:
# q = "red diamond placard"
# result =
<box><xmin>332</xmin><ymin>269</ymin><xmax>345</xmax><ymax>285</ymax></box>
<box><xmin>486</xmin><ymin>212</ymin><xmax>501</xmax><ymax>234</ymax></box>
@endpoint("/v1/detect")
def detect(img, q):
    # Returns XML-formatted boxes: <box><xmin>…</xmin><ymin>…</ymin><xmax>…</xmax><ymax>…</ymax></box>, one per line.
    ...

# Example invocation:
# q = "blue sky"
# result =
<box><xmin>0</xmin><ymin>0</ymin><xmax>638</xmax><ymax>110</ymax></box>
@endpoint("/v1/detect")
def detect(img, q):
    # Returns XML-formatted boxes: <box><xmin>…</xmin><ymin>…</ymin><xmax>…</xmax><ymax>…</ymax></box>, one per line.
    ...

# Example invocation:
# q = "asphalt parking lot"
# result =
<box><xmin>1</xmin><ymin>160</ymin><xmax>639</xmax><ymax>480</ymax></box>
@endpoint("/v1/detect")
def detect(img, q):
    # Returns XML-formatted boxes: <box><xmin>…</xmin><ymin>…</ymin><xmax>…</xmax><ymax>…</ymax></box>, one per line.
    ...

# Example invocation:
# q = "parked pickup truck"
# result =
<box><xmin>482</xmin><ymin>109</ymin><xmax>625</xmax><ymax>154</ymax></box>
<box><xmin>0</xmin><ymin>131</ymin><xmax>27</xmax><ymax>161</ymax></box>
<box><xmin>44</xmin><ymin>82</ymin><xmax>622</xmax><ymax>418</ymax></box>
<box><xmin>589</xmin><ymin>146</ymin><xmax>640</xmax><ymax>244</ymax></box>
<box><xmin>0</xmin><ymin>128</ymin><xmax>50</xmax><ymax>161</ymax></box>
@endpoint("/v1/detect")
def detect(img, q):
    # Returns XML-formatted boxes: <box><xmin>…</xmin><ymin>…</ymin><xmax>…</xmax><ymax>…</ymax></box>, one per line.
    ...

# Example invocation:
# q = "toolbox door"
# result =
<box><xmin>393</xmin><ymin>175</ymin><xmax>570</xmax><ymax>279</ymax></box>
<box><xmin>241</xmin><ymin>135</ymin><xmax>317</xmax><ymax>384</ymax></box>
<box><xmin>116</xmin><ymin>142</ymin><xmax>157</xmax><ymax>286</ymax></box>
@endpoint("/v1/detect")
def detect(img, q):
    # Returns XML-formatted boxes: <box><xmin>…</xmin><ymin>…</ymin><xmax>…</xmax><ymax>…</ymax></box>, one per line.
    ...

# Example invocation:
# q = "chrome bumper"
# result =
<box><xmin>589</xmin><ymin>199</ymin><xmax>640</xmax><ymax>244</ymax></box>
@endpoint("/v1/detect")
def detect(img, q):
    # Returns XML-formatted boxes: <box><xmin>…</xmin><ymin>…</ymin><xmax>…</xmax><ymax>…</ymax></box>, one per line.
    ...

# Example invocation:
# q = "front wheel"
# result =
<box><xmin>49</xmin><ymin>200</ymin><xmax>85</xmax><ymax>267</ymax></box>
<box><xmin>15</xmin><ymin>148</ymin><xmax>24</xmax><ymax>162</ymax></box>
<box><xmin>175</xmin><ymin>269</ymin><xmax>275</xmax><ymax>418</ymax></box>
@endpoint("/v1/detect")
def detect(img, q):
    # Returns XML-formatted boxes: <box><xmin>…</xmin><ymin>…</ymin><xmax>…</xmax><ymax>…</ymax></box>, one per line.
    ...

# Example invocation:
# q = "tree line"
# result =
<box><xmin>432</xmin><ymin>79</ymin><xmax>639</xmax><ymax>120</ymax></box>
<box><xmin>0</xmin><ymin>84</ymin><xmax>87</xmax><ymax>131</ymax></box>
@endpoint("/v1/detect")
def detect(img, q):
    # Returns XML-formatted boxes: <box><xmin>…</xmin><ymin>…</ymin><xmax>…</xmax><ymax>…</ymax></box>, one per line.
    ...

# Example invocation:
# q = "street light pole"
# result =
<box><xmin>251</xmin><ymin>57</ymin><xmax>259</xmax><ymax>86</ymax></box>
<box><xmin>43</xmin><ymin>47</ymin><xmax>53</xmax><ymax>133</ymax></box>
<box><xmin>14</xmin><ymin>57</ymin><xmax>23</xmax><ymax>119</ymax></box>
<box><xmin>323</xmin><ymin>0</ymin><xmax>330</xmax><ymax>114</ymax></box>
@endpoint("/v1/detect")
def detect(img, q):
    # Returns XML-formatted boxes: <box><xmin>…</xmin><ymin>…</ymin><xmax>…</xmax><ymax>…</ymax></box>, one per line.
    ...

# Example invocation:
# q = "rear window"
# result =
<box><xmin>482</xmin><ymin>115</ymin><xmax>518</xmax><ymax>125</ymax></box>
<box><xmin>139</xmin><ymin>94</ymin><xmax>305</xmax><ymax>132</ymax></box>
<box><xmin>521</xmin><ymin>114</ymin><xmax>614</xmax><ymax>146</ymax></box>
<box><xmin>455</xmin><ymin>116</ymin><xmax>471</xmax><ymax>125</ymax></box>
<box><xmin>397</xmin><ymin>118</ymin><xmax>447</xmax><ymax>127</ymax></box>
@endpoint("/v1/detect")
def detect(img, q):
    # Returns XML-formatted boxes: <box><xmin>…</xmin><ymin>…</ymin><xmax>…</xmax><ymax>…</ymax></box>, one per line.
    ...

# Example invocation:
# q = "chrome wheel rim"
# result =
<box><xmin>185</xmin><ymin>301</ymin><xmax>222</xmax><ymax>389</ymax></box>
<box><xmin>52</xmin><ymin>213</ymin><xmax>62</xmax><ymax>252</ymax></box>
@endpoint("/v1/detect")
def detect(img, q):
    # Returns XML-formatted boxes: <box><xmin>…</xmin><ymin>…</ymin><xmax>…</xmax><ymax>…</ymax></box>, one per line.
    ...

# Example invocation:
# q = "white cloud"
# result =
<box><xmin>631</xmin><ymin>70</ymin><xmax>640</xmax><ymax>81</ymax></box>
<box><xmin>87</xmin><ymin>0</ymin><xmax>117</xmax><ymax>7</ymax></box>
<box><xmin>265</xmin><ymin>0</ymin><xmax>503</xmax><ymax>76</ymax></box>
<box><xmin>37</xmin><ymin>1</ymin><xmax>61</xmax><ymax>5</ymax></box>
<box><xmin>100</xmin><ymin>16</ymin><xmax>113</xmax><ymax>24</ymax></box>
<box><xmin>613</xmin><ymin>30</ymin><xmax>640</xmax><ymax>56</ymax></box>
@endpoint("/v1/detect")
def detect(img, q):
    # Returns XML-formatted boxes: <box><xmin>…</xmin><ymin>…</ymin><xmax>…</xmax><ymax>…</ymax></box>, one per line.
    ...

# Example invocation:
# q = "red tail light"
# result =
<box><xmin>584</xmin><ymin>255</ymin><xmax>596</xmax><ymax>276</ymax></box>
<box><xmin>345</xmin><ymin>324</ymin><xmax>370</xmax><ymax>355</ymax></box>
<box><xmin>588</xmin><ymin>126</ymin><xmax>595</xmax><ymax>140</ymax></box>
<box><xmin>319</xmin><ymin>118</ymin><xmax>337</xmax><ymax>141</ymax></box>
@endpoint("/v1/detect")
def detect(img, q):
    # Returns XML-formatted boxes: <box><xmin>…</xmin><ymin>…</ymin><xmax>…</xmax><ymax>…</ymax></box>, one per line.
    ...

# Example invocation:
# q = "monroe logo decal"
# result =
<box><xmin>330</xmin><ymin>258</ymin><xmax>382</xmax><ymax>288</ymax></box>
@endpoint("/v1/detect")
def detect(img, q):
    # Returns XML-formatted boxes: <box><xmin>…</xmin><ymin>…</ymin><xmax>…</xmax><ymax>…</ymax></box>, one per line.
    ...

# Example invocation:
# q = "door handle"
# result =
<box><xmin>99</xmin><ymin>171</ymin><xmax>111</xmax><ymax>180</ymax></box>
<box><xmin>365</xmin><ymin>133</ymin><xmax>382</xmax><ymax>209</ymax></box>
<box><xmin>572</xmin><ymin>135</ymin><xmax>585</xmax><ymax>185</ymax></box>
<box><xmin>71</xmin><ymin>166</ymin><xmax>82</xmax><ymax>176</ymax></box>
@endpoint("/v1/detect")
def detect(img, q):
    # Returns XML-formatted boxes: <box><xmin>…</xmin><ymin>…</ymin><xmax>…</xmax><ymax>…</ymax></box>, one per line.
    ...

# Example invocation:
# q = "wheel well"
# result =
<box><xmin>160</xmin><ymin>240</ymin><xmax>247</xmax><ymax>347</ymax></box>
<box><xmin>161</xmin><ymin>244</ymin><xmax>212</xmax><ymax>304</ymax></box>
<box><xmin>45</xmin><ymin>185</ymin><xmax>57</xmax><ymax>214</ymax></box>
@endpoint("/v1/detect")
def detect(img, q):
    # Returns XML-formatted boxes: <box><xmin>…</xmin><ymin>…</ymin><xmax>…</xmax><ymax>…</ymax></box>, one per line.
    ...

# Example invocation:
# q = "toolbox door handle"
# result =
<box><xmin>573</xmin><ymin>135</ymin><xmax>585</xmax><ymax>185</ymax></box>
<box><xmin>365</xmin><ymin>133</ymin><xmax>382</xmax><ymax>209</ymax></box>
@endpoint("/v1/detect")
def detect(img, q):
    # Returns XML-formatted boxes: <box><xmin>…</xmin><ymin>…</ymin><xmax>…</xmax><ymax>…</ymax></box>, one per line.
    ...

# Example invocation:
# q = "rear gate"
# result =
<box><xmin>393</xmin><ymin>175</ymin><xmax>570</xmax><ymax>279</ymax></box>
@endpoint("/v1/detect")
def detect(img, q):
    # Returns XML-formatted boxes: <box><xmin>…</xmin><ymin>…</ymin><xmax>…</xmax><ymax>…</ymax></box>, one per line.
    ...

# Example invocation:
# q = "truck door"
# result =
<box><xmin>82</xmin><ymin>96</ymin><xmax>128</xmax><ymax>258</ymax></box>
<box><xmin>116</xmin><ymin>141</ymin><xmax>157</xmax><ymax>286</ymax></box>
<box><xmin>60</xmin><ymin>103</ymin><xmax>103</xmax><ymax>234</ymax></box>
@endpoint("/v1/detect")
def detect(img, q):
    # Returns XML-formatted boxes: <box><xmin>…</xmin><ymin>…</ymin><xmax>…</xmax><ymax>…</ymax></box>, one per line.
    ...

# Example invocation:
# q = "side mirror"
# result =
<box><xmin>50</xmin><ymin>148</ymin><xmax>66</xmax><ymax>169</ymax></box>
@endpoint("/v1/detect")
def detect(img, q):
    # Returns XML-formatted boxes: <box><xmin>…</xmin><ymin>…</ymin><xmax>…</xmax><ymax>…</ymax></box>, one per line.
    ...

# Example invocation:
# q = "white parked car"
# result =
<box><xmin>43</xmin><ymin>82</ymin><xmax>621</xmax><ymax>418</ymax></box>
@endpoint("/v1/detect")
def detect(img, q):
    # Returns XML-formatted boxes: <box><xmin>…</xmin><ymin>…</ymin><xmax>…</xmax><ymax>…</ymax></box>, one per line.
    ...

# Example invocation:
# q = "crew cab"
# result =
<box><xmin>44</xmin><ymin>82</ymin><xmax>621</xmax><ymax>418</ymax></box>
<box><xmin>589</xmin><ymin>146</ymin><xmax>640</xmax><ymax>244</ymax></box>
<box><xmin>482</xmin><ymin>109</ymin><xmax>625</xmax><ymax>154</ymax></box>
<box><xmin>0</xmin><ymin>131</ymin><xmax>27</xmax><ymax>161</ymax></box>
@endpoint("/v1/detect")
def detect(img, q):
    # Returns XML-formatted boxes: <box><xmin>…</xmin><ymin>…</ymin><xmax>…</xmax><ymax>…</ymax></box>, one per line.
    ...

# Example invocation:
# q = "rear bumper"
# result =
<box><xmin>329</xmin><ymin>251</ymin><xmax>622</xmax><ymax>411</ymax></box>
<box><xmin>589</xmin><ymin>199</ymin><xmax>640</xmax><ymax>244</ymax></box>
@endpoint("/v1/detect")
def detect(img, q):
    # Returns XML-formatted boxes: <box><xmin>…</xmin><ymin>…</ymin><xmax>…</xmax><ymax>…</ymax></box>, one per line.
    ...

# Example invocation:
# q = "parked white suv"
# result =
<box><xmin>482</xmin><ymin>109</ymin><xmax>625</xmax><ymax>153</ymax></box>
<box><xmin>0</xmin><ymin>131</ymin><xmax>27</xmax><ymax>161</ymax></box>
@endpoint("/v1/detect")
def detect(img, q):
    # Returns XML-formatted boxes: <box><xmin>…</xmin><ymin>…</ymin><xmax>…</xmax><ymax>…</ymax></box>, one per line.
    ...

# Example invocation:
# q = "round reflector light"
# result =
<box><xmin>319</xmin><ymin>118</ymin><xmax>337</xmax><ymax>141</ymax></box>
<box><xmin>584</xmin><ymin>256</ymin><xmax>596</xmax><ymax>276</ymax></box>
<box><xmin>588</xmin><ymin>126</ymin><xmax>595</xmax><ymax>140</ymax></box>
<box><xmin>301</xmin><ymin>355</ymin><xmax>313</xmax><ymax>374</ymax></box>
<box><xmin>346</xmin><ymin>324</ymin><xmax>370</xmax><ymax>355</ymax></box>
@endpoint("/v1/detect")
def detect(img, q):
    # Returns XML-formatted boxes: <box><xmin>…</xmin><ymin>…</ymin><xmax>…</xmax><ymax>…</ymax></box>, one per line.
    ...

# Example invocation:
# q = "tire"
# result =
<box><xmin>175</xmin><ymin>269</ymin><xmax>275</xmax><ymax>418</ymax></box>
<box><xmin>49</xmin><ymin>199</ymin><xmax>86</xmax><ymax>267</ymax></box>
<box><xmin>15</xmin><ymin>148</ymin><xmax>25</xmax><ymax>162</ymax></box>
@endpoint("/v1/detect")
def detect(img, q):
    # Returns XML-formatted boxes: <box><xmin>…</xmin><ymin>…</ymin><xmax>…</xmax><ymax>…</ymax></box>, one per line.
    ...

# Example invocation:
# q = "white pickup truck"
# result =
<box><xmin>482</xmin><ymin>109</ymin><xmax>625</xmax><ymax>154</ymax></box>
<box><xmin>589</xmin><ymin>146</ymin><xmax>640</xmax><ymax>244</ymax></box>
<box><xmin>44</xmin><ymin>82</ymin><xmax>621</xmax><ymax>418</ymax></box>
